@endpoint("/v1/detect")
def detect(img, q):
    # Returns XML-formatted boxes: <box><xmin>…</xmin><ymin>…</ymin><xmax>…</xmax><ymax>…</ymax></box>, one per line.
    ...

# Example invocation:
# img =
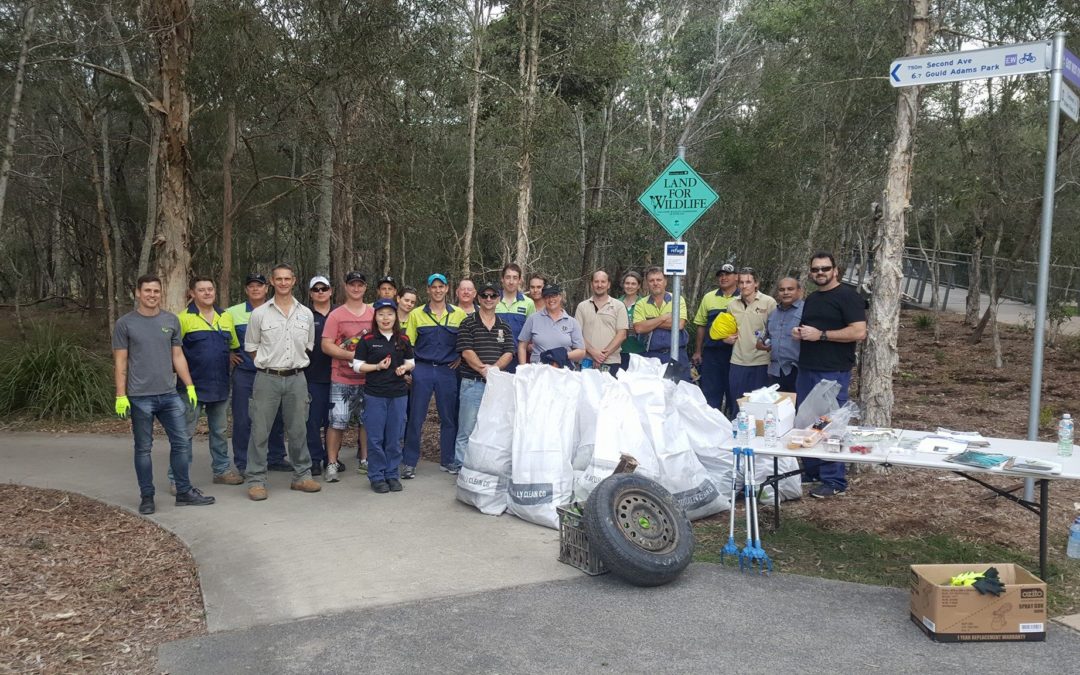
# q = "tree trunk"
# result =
<box><xmin>462</xmin><ymin>0</ymin><xmax>485</xmax><ymax>278</ymax></box>
<box><xmin>862</xmin><ymin>0</ymin><xmax>931</xmax><ymax>427</ymax></box>
<box><xmin>317</xmin><ymin>144</ymin><xmax>333</xmax><ymax>275</ymax></box>
<box><xmin>219</xmin><ymin>103</ymin><xmax>236</xmax><ymax>304</ymax></box>
<box><xmin>101</xmin><ymin>112</ymin><xmax>124</xmax><ymax>307</ymax></box>
<box><xmin>965</xmin><ymin>223</ymin><xmax>984</xmax><ymax>326</ymax></box>
<box><xmin>575</xmin><ymin>105</ymin><xmax>588</xmax><ymax>296</ymax></box>
<box><xmin>86</xmin><ymin>112</ymin><xmax>117</xmax><ymax>333</ymax></box>
<box><xmin>0</xmin><ymin>6</ymin><xmax>35</xmax><ymax>241</ymax></box>
<box><xmin>152</xmin><ymin>0</ymin><xmax>195</xmax><ymax>312</ymax></box>
<box><xmin>514</xmin><ymin>0</ymin><xmax>540</xmax><ymax>266</ymax></box>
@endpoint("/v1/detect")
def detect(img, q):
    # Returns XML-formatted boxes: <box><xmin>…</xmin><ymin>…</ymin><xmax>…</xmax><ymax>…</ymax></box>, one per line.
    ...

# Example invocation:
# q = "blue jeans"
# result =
<box><xmin>232</xmin><ymin>368</ymin><xmax>285</xmax><ymax>472</ymax></box>
<box><xmin>454</xmin><ymin>377</ymin><xmax>486</xmax><ymax>467</ymax></box>
<box><xmin>769</xmin><ymin>366</ymin><xmax>799</xmax><ymax>394</ymax></box>
<box><xmin>796</xmin><ymin>369</ymin><xmax>853</xmax><ymax>491</ymax></box>
<box><xmin>130</xmin><ymin>393</ymin><xmax>192</xmax><ymax>497</ymax></box>
<box><xmin>362</xmin><ymin>393</ymin><xmax>407</xmax><ymax>482</ymax></box>
<box><xmin>169</xmin><ymin>399</ymin><xmax>231</xmax><ymax>483</ymax></box>
<box><xmin>404</xmin><ymin>362</ymin><xmax>459</xmax><ymax>468</ymax></box>
<box><xmin>306</xmin><ymin>380</ymin><xmax>330</xmax><ymax>466</ymax></box>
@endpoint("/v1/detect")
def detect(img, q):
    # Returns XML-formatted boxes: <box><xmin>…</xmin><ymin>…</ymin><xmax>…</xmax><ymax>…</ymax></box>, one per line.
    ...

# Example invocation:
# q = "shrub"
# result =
<box><xmin>0</xmin><ymin>324</ymin><xmax>113</xmax><ymax>420</ymax></box>
<box><xmin>914</xmin><ymin>313</ymin><xmax>936</xmax><ymax>330</ymax></box>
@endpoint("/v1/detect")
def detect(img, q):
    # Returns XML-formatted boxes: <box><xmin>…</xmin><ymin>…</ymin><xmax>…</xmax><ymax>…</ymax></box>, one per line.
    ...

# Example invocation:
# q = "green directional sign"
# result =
<box><xmin>637</xmin><ymin>157</ymin><xmax>719</xmax><ymax>239</ymax></box>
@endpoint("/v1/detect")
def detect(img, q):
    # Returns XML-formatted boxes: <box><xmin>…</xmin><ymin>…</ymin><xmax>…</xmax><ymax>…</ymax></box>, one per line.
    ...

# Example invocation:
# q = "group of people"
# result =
<box><xmin>112</xmin><ymin>251</ymin><xmax>865</xmax><ymax>514</ymax></box>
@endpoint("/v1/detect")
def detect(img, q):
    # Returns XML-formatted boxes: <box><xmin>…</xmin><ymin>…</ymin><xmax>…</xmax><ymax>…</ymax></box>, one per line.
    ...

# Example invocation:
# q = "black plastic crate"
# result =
<box><xmin>557</xmin><ymin>502</ymin><xmax>608</xmax><ymax>576</ymax></box>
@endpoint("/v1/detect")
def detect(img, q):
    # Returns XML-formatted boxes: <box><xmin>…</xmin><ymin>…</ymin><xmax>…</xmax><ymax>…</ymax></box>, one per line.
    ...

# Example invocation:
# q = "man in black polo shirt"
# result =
<box><xmin>453</xmin><ymin>281</ymin><xmax>515</xmax><ymax>471</ymax></box>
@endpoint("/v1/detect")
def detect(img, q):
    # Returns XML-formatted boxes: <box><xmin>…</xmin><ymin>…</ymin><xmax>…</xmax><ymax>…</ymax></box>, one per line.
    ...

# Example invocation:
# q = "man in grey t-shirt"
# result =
<box><xmin>113</xmin><ymin>274</ymin><xmax>215</xmax><ymax>515</ymax></box>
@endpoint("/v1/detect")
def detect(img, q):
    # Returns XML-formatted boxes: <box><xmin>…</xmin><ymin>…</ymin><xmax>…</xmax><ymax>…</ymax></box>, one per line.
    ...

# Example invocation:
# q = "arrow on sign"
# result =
<box><xmin>889</xmin><ymin>40</ymin><xmax>1050</xmax><ymax>88</ymax></box>
<box><xmin>891</xmin><ymin>63</ymin><xmax>901</xmax><ymax>82</ymax></box>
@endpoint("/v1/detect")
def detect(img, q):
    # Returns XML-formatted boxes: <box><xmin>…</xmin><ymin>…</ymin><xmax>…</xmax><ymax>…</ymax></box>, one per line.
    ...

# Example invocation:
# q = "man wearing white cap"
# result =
<box><xmin>304</xmin><ymin>275</ymin><xmax>334</xmax><ymax>475</ymax></box>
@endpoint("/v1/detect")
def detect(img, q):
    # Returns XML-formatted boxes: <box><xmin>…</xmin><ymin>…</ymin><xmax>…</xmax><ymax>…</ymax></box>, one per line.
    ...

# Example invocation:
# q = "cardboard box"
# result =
<box><xmin>909</xmin><ymin>563</ymin><xmax>1047</xmax><ymax>642</ymax></box>
<box><xmin>737</xmin><ymin>392</ymin><xmax>796</xmax><ymax>436</ymax></box>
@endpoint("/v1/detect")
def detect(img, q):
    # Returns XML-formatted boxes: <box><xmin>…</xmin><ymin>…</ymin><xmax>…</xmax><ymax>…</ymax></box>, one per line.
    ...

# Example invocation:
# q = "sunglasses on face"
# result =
<box><xmin>739</xmin><ymin>267</ymin><xmax>755</xmax><ymax>274</ymax></box>
<box><xmin>810</xmin><ymin>266</ymin><xmax>834</xmax><ymax>274</ymax></box>
<box><xmin>479</xmin><ymin>292</ymin><xmax>499</xmax><ymax>300</ymax></box>
<box><xmin>311</xmin><ymin>286</ymin><xmax>330</xmax><ymax>293</ymax></box>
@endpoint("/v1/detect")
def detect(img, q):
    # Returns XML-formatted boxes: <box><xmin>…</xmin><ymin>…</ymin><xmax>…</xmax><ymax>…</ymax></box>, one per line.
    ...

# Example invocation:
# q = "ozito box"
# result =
<box><xmin>910</xmin><ymin>563</ymin><xmax>1047</xmax><ymax>642</ymax></box>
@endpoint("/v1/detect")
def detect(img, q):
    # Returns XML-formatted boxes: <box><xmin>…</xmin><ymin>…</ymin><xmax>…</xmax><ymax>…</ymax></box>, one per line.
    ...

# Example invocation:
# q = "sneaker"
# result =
<box><xmin>290</xmin><ymin>478</ymin><xmax>322</xmax><ymax>493</ymax></box>
<box><xmin>371</xmin><ymin>480</ymin><xmax>390</xmax><ymax>494</ymax></box>
<box><xmin>387</xmin><ymin>478</ymin><xmax>403</xmax><ymax>492</ymax></box>
<box><xmin>357</xmin><ymin>460</ymin><xmax>368</xmax><ymax>475</ymax></box>
<box><xmin>810</xmin><ymin>484</ymin><xmax>846</xmax><ymax>499</ymax></box>
<box><xmin>175</xmin><ymin>487</ymin><xmax>216</xmax><ymax>507</ymax></box>
<box><xmin>325</xmin><ymin>461</ymin><xmax>339</xmax><ymax>483</ymax></box>
<box><xmin>335</xmin><ymin>460</ymin><xmax>346</xmax><ymax>472</ymax></box>
<box><xmin>248</xmin><ymin>485</ymin><xmax>268</xmax><ymax>501</ymax></box>
<box><xmin>311</xmin><ymin>462</ymin><xmax>323</xmax><ymax>477</ymax></box>
<box><xmin>267</xmin><ymin>462</ymin><xmax>294</xmax><ymax>472</ymax></box>
<box><xmin>401</xmin><ymin>465</ymin><xmax>416</xmax><ymax>479</ymax></box>
<box><xmin>213</xmin><ymin>471</ymin><xmax>244</xmax><ymax>485</ymax></box>
<box><xmin>440</xmin><ymin>464</ymin><xmax>461</xmax><ymax>475</ymax></box>
<box><xmin>138</xmin><ymin>496</ymin><xmax>155</xmax><ymax>515</ymax></box>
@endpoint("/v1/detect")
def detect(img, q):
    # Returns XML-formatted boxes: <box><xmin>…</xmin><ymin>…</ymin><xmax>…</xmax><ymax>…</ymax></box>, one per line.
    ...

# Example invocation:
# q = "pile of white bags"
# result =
<box><xmin>456</xmin><ymin>356</ymin><xmax>802</xmax><ymax>529</ymax></box>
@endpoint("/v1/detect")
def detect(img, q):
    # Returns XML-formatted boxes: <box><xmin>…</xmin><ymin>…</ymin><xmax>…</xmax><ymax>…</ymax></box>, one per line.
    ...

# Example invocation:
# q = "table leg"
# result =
<box><xmin>774</xmin><ymin>457</ymin><xmax>780</xmax><ymax>529</ymax></box>
<box><xmin>1039</xmin><ymin>479</ymin><xmax>1049</xmax><ymax>582</ymax></box>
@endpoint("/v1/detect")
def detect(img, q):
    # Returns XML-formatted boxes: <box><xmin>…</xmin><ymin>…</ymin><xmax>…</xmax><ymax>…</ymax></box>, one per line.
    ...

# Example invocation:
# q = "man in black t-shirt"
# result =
<box><xmin>793</xmin><ymin>251</ymin><xmax>867</xmax><ymax>498</ymax></box>
<box><xmin>305</xmin><ymin>276</ymin><xmax>335</xmax><ymax>475</ymax></box>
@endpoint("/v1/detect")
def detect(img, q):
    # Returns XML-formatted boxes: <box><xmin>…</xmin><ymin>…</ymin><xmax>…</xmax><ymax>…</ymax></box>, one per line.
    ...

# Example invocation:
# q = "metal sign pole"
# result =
<box><xmin>1025</xmin><ymin>31</ymin><xmax>1066</xmax><ymax>502</ymax></box>
<box><xmin>670</xmin><ymin>145</ymin><xmax>687</xmax><ymax>363</ymax></box>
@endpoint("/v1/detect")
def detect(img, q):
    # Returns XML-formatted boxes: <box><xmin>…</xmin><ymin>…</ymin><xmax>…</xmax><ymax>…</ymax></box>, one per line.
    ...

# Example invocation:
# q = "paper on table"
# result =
<box><xmin>934</xmin><ymin>428</ymin><xmax>990</xmax><ymax>447</ymax></box>
<box><xmin>916</xmin><ymin>437</ymin><xmax>968</xmax><ymax>455</ymax></box>
<box><xmin>1004</xmin><ymin>457</ymin><xmax>1062</xmax><ymax>474</ymax></box>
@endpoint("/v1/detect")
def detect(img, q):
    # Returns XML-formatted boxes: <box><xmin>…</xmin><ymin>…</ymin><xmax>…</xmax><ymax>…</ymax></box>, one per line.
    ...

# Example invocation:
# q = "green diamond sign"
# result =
<box><xmin>637</xmin><ymin>157</ymin><xmax>719</xmax><ymax>239</ymax></box>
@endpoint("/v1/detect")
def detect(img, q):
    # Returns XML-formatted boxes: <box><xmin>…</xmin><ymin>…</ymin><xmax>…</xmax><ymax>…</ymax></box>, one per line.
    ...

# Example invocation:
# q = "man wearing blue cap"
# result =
<box><xmin>402</xmin><ymin>273</ymin><xmax>468</xmax><ymax>477</ymax></box>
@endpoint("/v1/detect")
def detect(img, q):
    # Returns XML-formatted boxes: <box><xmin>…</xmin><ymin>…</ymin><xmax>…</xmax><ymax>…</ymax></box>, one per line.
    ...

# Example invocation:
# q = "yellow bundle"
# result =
<box><xmin>709</xmin><ymin>312</ymin><xmax>738</xmax><ymax>340</ymax></box>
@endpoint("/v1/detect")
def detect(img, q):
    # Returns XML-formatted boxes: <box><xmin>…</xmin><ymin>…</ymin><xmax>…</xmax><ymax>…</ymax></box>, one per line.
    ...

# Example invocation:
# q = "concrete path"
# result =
<box><xmin>157</xmin><ymin>564</ymin><xmax>1080</xmax><ymax>675</ymax></box>
<box><xmin>0</xmin><ymin>432</ymin><xmax>577</xmax><ymax>632</ymax></box>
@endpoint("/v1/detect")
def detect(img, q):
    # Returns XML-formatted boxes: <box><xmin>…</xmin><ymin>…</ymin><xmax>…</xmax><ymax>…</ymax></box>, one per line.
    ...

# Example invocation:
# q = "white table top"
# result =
<box><xmin>720</xmin><ymin>429</ymin><xmax>1080</xmax><ymax>481</ymax></box>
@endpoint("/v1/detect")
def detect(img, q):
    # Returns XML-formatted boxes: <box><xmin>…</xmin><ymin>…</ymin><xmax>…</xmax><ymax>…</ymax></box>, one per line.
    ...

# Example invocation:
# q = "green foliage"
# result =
<box><xmin>1039</xmin><ymin>406</ymin><xmax>1055</xmax><ymax>429</ymax></box>
<box><xmin>0</xmin><ymin>324</ymin><xmax>113</xmax><ymax>421</ymax></box>
<box><xmin>914</xmin><ymin>313</ymin><xmax>936</xmax><ymax>330</ymax></box>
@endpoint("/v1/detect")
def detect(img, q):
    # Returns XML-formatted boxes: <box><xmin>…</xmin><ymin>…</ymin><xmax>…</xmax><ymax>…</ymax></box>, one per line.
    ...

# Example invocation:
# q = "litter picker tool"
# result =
<box><xmin>739</xmin><ymin>448</ymin><xmax>773</xmax><ymax>574</ymax></box>
<box><xmin>720</xmin><ymin>447</ymin><xmax>742</xmax><ymax>564</ymax></box>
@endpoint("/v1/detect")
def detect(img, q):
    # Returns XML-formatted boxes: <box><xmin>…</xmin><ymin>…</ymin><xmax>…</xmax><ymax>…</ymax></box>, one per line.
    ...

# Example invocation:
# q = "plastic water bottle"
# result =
<box><xmin>580</xmin><ymin>357</ymin><xmax>593</xmax><ymax>370</ymax></box>
<box><xmin>764</xmin><ymin>411</ymin><xmax>778</xmax><ymax>449</ymax></box>
<box><xmin>1059</xmin><ymin>413</ymin><xmax>1074</xmax><ymax>457</ymax></box>
<box><xmin>1068</xmin><ymin>517</ymin><xmax>1080</xmax><ymax>559</ymax></box>
<box><xmin>736</xmin><ymin>412</ymin><xmax>751</xmax><ymax>444</ymax></box>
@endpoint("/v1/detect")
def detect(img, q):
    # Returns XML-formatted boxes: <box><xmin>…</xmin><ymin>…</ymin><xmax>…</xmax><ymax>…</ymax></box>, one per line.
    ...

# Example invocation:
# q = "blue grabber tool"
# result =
<box><xmin>719</xmin><ymin>447</ymin><xmax>742</xmax><ymax>564</ymax></box>
<box><xmin>738</xmin><ymin>448</ymin><xmax>773</xmax><ymax>574</ymax></box>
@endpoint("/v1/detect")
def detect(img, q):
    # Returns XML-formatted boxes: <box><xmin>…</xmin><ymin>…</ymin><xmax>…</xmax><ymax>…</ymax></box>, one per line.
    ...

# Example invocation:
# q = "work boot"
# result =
<box><xmin>213</xmin><ymin>471</ymin><xmax>244</xmax><ymax>485</ymax></box>
<box><xmin>387</xmin><ymin>478</ymin><xmax>403</xmax><ymax>492</ymax></box>
<box><xmin>248</xmin><ymin>485</ymin><xmax>268</xmax><ymax>501</ymax></box>
<box><xmin>267</xmin><ymin>461</ymin><xmax>294</xmax><ymax>472</ymax></box>
<box><xmin>370</xmin><ymin>480</ymin><xmax>390</xmax><ymax>494</ymax></box>
<box><xmin>138</xmin><ymin>496</ymin><xmax>155</xmax><ymax>515</ymax></box>
<box><xmin>290</xmin><ymin>478</ymin><xmax>322</xmax><ymax>493</ymax></box>
<box><xmin>176</xmin><ymin>487</ymin><xmax>216</xmax><ymax>507</ymax></box>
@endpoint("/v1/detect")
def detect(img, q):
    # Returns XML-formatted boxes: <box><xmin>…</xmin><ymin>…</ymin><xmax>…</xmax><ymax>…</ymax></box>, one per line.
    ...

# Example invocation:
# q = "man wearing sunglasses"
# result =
<box><xmin>453</xmin><ymin>281</ymin><xmax>515</xmax><ymax>471</ymax></box>
<box><xmin>304</xmin><ymin>276</ymin><xmax>335</xmax><ymax>475</ymax></box>
<box><xmin>793</xmin><ymin>251</ymin><xmax>867</xmax><ymax>498</ymax></box>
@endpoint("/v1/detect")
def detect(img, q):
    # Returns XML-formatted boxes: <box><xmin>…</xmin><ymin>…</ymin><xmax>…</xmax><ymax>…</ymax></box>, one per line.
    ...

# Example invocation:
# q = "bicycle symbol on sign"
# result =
<box><xmin>1019</xmin><ymin>52</ymin><xmax>1037</xmax><ymax>64</ymax></box>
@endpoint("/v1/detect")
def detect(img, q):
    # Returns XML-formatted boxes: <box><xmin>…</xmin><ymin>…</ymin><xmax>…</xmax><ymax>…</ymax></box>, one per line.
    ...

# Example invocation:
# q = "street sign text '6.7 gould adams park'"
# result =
<box><xmin>889</xmin><ymin>40</ymin><xmax>1051</xmax><ymax>87</ymax></box>
<box><xmin>637</xmin><ymin>157</ymin><xmax>719</xmax><ymax>240</ymax></box>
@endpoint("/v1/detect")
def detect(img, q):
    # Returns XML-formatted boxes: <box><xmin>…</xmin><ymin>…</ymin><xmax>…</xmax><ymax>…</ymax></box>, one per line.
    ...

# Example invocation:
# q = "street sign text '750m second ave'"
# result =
<box><xmin>889</xmin><ymin>40</ymin><xmax>1051</xmax><ymax>88</ymax></box>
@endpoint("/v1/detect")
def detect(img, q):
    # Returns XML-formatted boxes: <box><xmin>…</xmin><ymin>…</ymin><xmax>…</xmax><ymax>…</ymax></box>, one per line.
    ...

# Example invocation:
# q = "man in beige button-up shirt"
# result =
<box><xmin>243</xmin><ymin>263</ymin><xmax>321</xmax><ymax>500</ymax></box>
<box><xmin>727</xmin><ymin>268</ymin><xmax>776</xmax><ymax>401</ymax></box>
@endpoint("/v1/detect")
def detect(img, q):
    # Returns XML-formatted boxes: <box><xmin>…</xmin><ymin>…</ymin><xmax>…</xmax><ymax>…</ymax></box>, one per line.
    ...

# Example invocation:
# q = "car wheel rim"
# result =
<box><xmin>615</xmin><ymin>488</ymin><xmax>676</xmax><ymax>553</ymax></box>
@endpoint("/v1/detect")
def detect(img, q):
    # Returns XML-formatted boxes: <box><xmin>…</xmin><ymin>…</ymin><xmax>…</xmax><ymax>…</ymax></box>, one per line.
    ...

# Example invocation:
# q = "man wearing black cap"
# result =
<box><xmin>376</xmin><ymin>275</ymin><xmax>398</xmax><ymax>301</ymax></box>
<box><xmin>320</xmin><ymin>271</ymin><xmax>374</xmax><ymax>483</ymax></box>
<box><xmin>691</xmin><ymin>263</ymin><xmax>740</xmax><ymax>417</ymax></box>
<box><xmin>453</xmin><ymin>281</ymin><xmax>515</xmax><ymax>470</ymax></box>
<box><xmin>227</xmin><ymin>273</ymin><xmax>288</xmax><ymax>475</ymax></box>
